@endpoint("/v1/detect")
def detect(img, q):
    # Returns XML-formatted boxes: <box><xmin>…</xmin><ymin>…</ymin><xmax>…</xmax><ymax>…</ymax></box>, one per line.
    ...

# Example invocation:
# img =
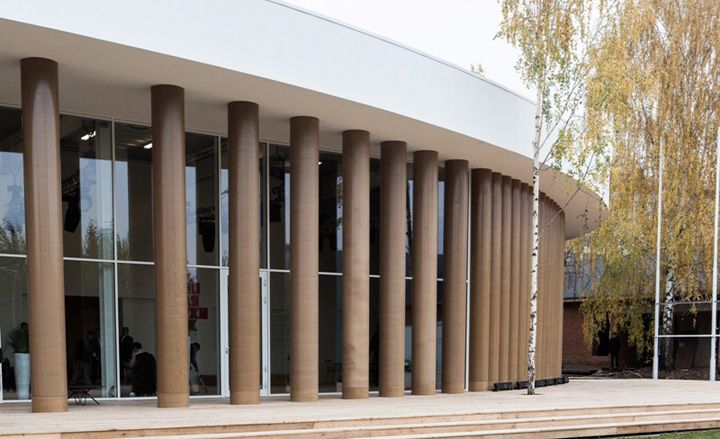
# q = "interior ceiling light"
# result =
<box><xmin>80</xmin><ymin>131</ymin><xmax>96</xmax><ymax>141</ymax></box>
<box><xmin>143</xmin><ymin>142</ymin><xmax>153</xmax><ymax>149</ymax></box>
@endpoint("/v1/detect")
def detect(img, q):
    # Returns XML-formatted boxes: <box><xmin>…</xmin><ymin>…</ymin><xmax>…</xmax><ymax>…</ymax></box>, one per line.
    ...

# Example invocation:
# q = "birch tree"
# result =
<box><xmin>498</xmin><ymin>0</ymin><xmax>609</xmax><ymax>394</ymax></box>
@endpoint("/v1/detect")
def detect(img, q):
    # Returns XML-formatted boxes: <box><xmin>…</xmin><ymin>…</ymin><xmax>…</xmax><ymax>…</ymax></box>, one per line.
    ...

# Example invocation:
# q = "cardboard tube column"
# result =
<box><xmin>342</xmin><ymin>130</ymin><xmax>370</xmax><ymax>399</ymax></box>
<box><xmin>379</xmin><ymin>141</ymin><xmax>407</xmax><ymax>397</ymax></box>
<box><xmin>228</xmin><ymin>101</ymin><xmax>260</xmax><ymax>404</ymax></box>
<box><xmin>519</xmin><ymin>184</ymin><xmax>531</xmax><ymax>382</ymax></box>
<box><xmin>411</xmin><ymin>150</ymin><xmax>438</xmax><ymax>395</ymax></box>
<box><xmin>499</xmin><ymin>176</ymin><xmax>512</xmax><ymax>382</ymax></box>
<box><xmin>441</xmin><ymin>160</ymin><xmax>469</xmax><ymax>394</ymax></box>
<box><xmin>152</xmin><ymin>84</ymin><xmax>189</xmax><ymax>408</ymax></box>
<box><xmin>509</xmin><ymin>180</ymin><xmax>522</xmax><ymax>384</ymax></box>
<box><xmin>557</xmin><ymin>210</ymin><xmax>566</xmax><ymax>376</ymax></box>
<box><xmin>290</xmin><ymin>116</ymin><xmax>319</xmax><ymax>402</ymax></box>
<box><xmin>21</xmin><ymin>57</ymin><xmax>68</xmax><ymax>413</ymax></box>
<box><xmin>469</xmin><ymin>169</ymin><xmax>492</xmax><ymax>391</ymax></box>
<box><xmin>489</xmin><ymin>173</ymin><xmax>503</xmax><ymax>387</ymax></box>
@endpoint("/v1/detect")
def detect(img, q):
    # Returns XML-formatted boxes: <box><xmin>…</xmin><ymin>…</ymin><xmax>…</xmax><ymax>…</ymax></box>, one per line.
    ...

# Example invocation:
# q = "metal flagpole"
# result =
<box><xmin>711</xmin><ymin>127</ymin><xmax>720</xmax><ymax>382</ymax></box>
<box><xmin>652</xmin><ymin>141</ymin><xmax>664</xmax><ymax>380</ymax></box>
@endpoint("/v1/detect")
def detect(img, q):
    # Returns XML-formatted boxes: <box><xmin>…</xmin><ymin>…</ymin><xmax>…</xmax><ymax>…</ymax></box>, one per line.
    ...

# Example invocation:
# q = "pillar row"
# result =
<box><xmin>21</xmin><ymin>57</ymin><xmax>68</xmax><ymax>413</ymax></box>
<box><xmin>379</xmin><ymin>141</ymin><xmax>407</xmax><ymax>397</ymax></box>
<box><xmin>152</xmin><ymin>84</ymin><xmax>189</xmax><ymax>408</ymax></box>
<box><xmin>228</xmin><ymin>101</ymin><xmax>260</xmax><ymax>404</ymax></box>
<box><xmin>441</xmin><ymin>160</ymin><xmax>469</xmax><ymax>394</ymax></box>
<box><xmin>290</xmin><ymin>116</ymin><xmax>320</xmax><ymax>402</ymax></box>
<box><xmin>469</xmin><ymin>169</ymin><xmax>492</xmax><ymax>391</ymax></box>
<box><xmin>411</xmin><ymin>150</ymin><xmax>438</xmax><ymax>395</ymax></box>
<box><xmin>342</xmin><ymin>130</ymin><xmax>370</xmax><ymax>399</ymax></box>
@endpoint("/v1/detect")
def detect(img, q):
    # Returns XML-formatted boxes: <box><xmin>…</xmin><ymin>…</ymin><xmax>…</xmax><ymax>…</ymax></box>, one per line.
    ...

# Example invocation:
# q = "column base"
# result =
<box><xmin>32</xmin><ymin>396</ymin><xmax>67</xmax><ymax>413</ymax></box>
<box><xmin>441</xmin><ymin>383</ymin><xmax>465</xmax><ymax>394</ymax></box>
<box><xmin>157</xmin><ymin>392</ymin><xmax>189</xmax><ymax>408</ymax></box>
<box><xmin>468</xmin><ymin>381</ymin><xmax>490</xmax><ymax>392</ymax></box>
<box><xmin>291</xmin><ymin>389</ymin><xmax>319</xmax><ymax>402</ymax></box>
<box><xmin>342</xmin><ymin>386</ymin><xmax>369</xmax><ymax>399</ymax></box>
<box><xmin>379</xmin><ymin>385</ymin><xmax>404</xmax><ymax>397</ymax></box>
<box><xmin>411</xmin><ymin>384</ymin><xmax>436</xmax><ymax>395</ymax></box>
<box><xmin>230</xmin><ymin>390</ymin><xmax>260</xmax><ymax>405</ymax></box>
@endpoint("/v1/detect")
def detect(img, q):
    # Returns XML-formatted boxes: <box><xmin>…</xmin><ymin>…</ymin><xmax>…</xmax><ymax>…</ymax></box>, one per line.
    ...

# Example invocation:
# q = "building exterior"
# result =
<box><xmin>0</xmin><ymin>0</ymin><xmax>603</xmax><ymax>412</ymax></box>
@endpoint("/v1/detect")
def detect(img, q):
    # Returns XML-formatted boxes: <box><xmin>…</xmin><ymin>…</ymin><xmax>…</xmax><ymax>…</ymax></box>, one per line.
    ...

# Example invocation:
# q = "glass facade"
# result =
<box><xmin>0</xmin><ymin>104</ymin><xmax>459</xmax><ymax>400</ymax></box>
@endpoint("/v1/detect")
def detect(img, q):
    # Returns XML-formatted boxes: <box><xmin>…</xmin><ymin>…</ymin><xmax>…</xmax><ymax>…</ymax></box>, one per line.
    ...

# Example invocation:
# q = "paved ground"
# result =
<box><xmin>1</xmin><ymin>379</ymin><xmax>719</xmax><ymax>435</ymax></box>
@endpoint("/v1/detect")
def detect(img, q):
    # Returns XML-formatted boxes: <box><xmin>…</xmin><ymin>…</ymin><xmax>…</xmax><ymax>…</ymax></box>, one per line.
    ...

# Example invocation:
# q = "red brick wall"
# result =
<box><xmin>562</xmin><ymin>301</ymin><xmax>607</xmax><ymax>370</ymax></box>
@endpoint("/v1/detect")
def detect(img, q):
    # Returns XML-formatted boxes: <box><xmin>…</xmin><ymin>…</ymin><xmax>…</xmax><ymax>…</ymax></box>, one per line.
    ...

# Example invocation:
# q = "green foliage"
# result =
<box><xmin>566</xmin><ymin>0</ymin><xmax>720</xmax><ymax>353</ymax></box>
<box><xmin>7</xmin><ymin>326</ymin><xmax>29</xmax><ymax>354</ymax></box>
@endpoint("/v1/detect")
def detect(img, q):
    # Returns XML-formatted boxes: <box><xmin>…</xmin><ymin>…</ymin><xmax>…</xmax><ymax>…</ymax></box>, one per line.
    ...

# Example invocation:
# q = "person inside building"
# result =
<box><xmin>119</xmin><ymin>327</ymin><xmax>134</xmax><ymax>383</ymax></box>
<box><xmin>609</xmin><ymin>330</ymin><xmax>621</xmax><ymax>370</ymax></box>
<box><xmin>130</xmin><ymin>342</ymin><xmax>156</xmax><ymax>396</ymax></box>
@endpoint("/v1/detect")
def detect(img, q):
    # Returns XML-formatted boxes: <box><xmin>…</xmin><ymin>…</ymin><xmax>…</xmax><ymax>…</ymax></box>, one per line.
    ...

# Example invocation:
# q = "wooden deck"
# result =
<box><xmin>1</xmin><ymin>379</ymin><xmax>720</xmax><ymax>438</ymax></box>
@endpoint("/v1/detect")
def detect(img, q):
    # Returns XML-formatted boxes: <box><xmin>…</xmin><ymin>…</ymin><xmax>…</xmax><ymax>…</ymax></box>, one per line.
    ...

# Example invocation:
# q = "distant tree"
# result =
<box><xmin>470</xmin><ymin>63</ymin><xmax>485</xmax><ymax>77</ymax></box>
<box><xmin>569</xmin><ymin>0</ymin><xmax>720</xmax><ymax>365</ymax></box>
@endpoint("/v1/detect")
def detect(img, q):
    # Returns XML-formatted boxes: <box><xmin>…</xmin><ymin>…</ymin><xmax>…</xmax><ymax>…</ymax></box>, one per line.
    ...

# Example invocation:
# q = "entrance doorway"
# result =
<box><xmin>219</xmin><ymin>270</ymin><xmax>269</xmax><ymax>397</ymax></box>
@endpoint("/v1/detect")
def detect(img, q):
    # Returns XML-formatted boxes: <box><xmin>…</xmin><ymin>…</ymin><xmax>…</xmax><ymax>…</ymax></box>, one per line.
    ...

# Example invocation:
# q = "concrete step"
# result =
<box><xmin>117</xmin><ymin>406</ymin><xmax>720</xmax><ymax>439</ymax></box>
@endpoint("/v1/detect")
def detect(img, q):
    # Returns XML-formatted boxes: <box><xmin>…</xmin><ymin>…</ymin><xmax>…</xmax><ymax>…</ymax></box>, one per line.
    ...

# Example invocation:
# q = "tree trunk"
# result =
<box><xmin>527</xmin><ymin>84</ymin><xmax>544</xmax><ymax>395</ymax></box>
<box><xmin>662</xmin><ymin>268</ymin><xmax>676</xmax><ymax>370</ymax></box>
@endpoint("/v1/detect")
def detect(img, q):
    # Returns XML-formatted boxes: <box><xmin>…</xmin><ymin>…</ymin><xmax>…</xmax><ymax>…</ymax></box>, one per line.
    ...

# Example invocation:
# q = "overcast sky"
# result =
<box><xmin>284</xmin><ymin>0</ymin><xmax>531</xmax><ymax>99</ymax></box>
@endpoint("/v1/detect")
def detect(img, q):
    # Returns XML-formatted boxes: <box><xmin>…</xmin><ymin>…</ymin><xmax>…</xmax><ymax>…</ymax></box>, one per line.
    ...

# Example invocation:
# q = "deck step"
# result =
<box><xmin>114</xmin><ymin>407</ymin><xmax>720</xmax><ymax>439</ymax></box>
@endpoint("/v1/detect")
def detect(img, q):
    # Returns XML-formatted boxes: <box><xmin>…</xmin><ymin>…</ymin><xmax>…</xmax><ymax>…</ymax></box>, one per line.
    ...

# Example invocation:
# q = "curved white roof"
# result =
<box><xmin>0</xmin><ymin>0</ymin><xmax>605</xmax><ymax>238</ymax></box>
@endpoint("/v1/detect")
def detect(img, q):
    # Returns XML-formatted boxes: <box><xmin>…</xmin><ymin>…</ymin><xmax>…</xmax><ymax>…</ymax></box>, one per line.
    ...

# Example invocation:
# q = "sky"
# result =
<box><xmin>283</xmin><ymin>0</ymin><xmax>531</xmax><ymax>99</ymax></box>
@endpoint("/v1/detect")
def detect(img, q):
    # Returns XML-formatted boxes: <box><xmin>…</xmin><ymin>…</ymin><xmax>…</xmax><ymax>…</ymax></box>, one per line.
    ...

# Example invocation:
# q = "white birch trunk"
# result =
<box><xmin>528</xmin><ymin>84</ymin><xmax>544</xmax><ymax>395</ymax></box>
<box><xmin>662</xmin><ymin>269</ymin><xmax>676</xmax><ymax>370</ymax></box>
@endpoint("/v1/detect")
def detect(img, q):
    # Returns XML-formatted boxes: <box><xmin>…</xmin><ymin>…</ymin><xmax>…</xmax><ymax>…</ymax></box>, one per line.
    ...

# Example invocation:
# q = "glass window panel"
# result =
<box><xmin>115</xmin><ymin>123</ymin><xmax>153</xmax><ymax>262</ymax></box>
<box><xmin>0</xmin><ymin>256</ymin><xmax>28</xmax><ymax>400</ymax></box>
<box><xmin>117</xmin><ymin>263</ymin><xmax>155</xmax><ymax>396</ymax></box>
<box><xmin>270</xmin><ymin>271</ymin><xmax>290</xmax><ymax>393</ymax></box>
<box><xmin>60</xmin><ymin>115</ymin><xmax>113</xmax><ymax>259</ymax></box>
<box><xmin>268</xmin><ymin>144</ymin><xmax>290</xmax><ymax>270</ymax></box>
<box><xmin>64</xmin><ymin>260</ymin><xmax>116</xmax><ymax>397</ymax></box>
<box><xmin>369</xmin><ymin>159</ymin><xmax>380</xmax><ymax>276</ymax></box>
<box><xmin>406</xmin><ymin>164</ymin><xmax>445</xmax><ymax>278</ymax></box>
<box><xmin>319</xmin><ymin>152</ymin><xmax>342</xmax><ymax>273</ymax></box>
<box><xmin>186</xmin><ymin>133</ymin><xmax>218</xmax><ymax>266</ymax></box>
<box><xmin>188</xmin><ymin>267</ymin><xmax>220</xmax><ymax>395</ymax></box>
<box><xmin>0</xmin><ymin>107</ymin><xmax>25</xmax><ymax>254</ymax></box>
<box><xmin>319</xmin><ymin>274</ymin><xmax>342</xmax><ymax>392</ymax></box>
<box><xmin>369</xmin><ymin>277</ymin><xmax>380</xmax><ymax>391</ymax></box>
<box><xmin>220</xmin><ymin>140</ymin><xmax>266</xmax><ymax>268</ymax></box>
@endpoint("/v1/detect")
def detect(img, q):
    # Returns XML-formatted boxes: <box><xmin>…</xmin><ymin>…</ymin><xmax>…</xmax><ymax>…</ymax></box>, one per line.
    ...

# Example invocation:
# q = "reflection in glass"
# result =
<box><xmin>64</xmin><ymin>260</ymin><xmax>116</xmax><ymax>397</ymax></box>
<box><xmin>60</xmin><ymin>115</ymin><xmax>114</xmax><ymax>259</ymax></box>
<box><xmin>319</xmin><ymin>152</ymin><xmax>343</xmax><ymax>273</ymax></box>
<box><xmin>187</xmin><ymin>267</ymin><xmax>220</xmax><ymax>395</ymax></box>
<box><xmin>117</xmin><ymin>263</ymin><xmax>155</xmax><ymax>397</ymax></box>
<box><xmin>186</xmin><ymin>133</ymin><xmax>218</xmax><ymax>266</ymax></box>
<box><xmin>0</xmin><ymin>256</ymin><xmax>28</xmax><ymax>400</ymax></box>
<box><xmin>220</xmin><ymin>140</ymin><xmax>266</xmax><ymax>267</ymax></box>
<box><xmin>0</xmin><ymin>107</ymin><xmax>25</xmax><ymax>254</ymax></box>
<box><xmin>115</xmin><ymin>124</ymin><xmax>153</xmax><ymax>261</ymax></box>
<box><xmin>269</xmin><ymin>144</ymin><xmax>291</xmax><ymax>269</ymax></box>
